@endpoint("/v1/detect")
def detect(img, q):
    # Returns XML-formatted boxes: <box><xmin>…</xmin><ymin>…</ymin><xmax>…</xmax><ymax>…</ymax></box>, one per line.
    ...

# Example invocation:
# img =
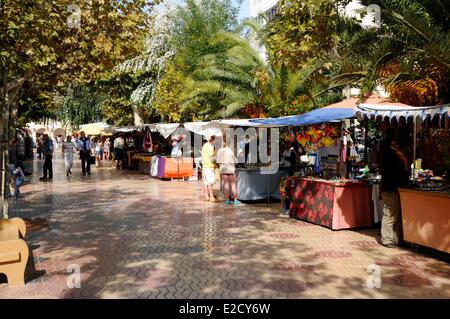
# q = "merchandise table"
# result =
<box><xmin>236</xmin><ymin>167</ymin><xmax>289</xmax><ymax>201</ymax></box>
<box><xmin>154</xmin><ymin>157</ymin><xmax>194</xmax><ymax>179</ymax></box>
<box><xmin>285</xmin><ymin>177</ymin><xmax>373</xmax><ymax>230</ymax></box>
<box><xmin>132</xmin><ymin>153</ymin><xmax>153</xmax><ymax>175</ymax></box>
<box><xmin>398</xmin><ymin>187</ymin><xmax>450</xmax><ymax>253</ymax></box>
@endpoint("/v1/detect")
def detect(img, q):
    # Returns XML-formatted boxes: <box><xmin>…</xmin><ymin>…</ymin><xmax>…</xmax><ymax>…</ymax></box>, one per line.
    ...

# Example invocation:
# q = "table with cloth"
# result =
<box><xmin>285</xmin><ymin>177</ymin><xmax>373</xmax><ymax>230</ymax></box>
<box><xmin>398</xmin><ymin>187</ymin><xmax>450</xmax><ymax>254</ymax></box>
<box><xmin>153</xmin><ymin>157</ymin><xmax>194</xmax><ymax>179</ymax></box>
<box><xmin>236</xmin><ymin>167</ymin><xmax>289</xmax><ymax>201</ymax></box>
<box><xmin>132</xmin><ymin>153</ymin><xmax>153</xmax><ymax>175</ymax></box>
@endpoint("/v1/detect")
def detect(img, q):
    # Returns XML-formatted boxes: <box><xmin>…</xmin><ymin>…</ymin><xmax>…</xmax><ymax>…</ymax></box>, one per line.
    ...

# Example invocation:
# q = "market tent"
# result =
<box><xmin>355</xmin><ymin>103</ymin><xmax>450</xmax><ymax>120</ymax></box>
<box><xmin>183</xmin><ymin>121</ymin><xmax>223</xmax><ymax>137</ymax></box>
<box><xmin>142</xmin><ymin>124</ymin><xmax>158</xmax><ymax>132</ymax></box>
<box><xmin>248</xmin><ymin>99</ymin><xmax>359</xmax><ymax>127</ymax></box>
<box><xmin>114</xmin><ymin>126</ymin><xmax>139</xmax><ymax>133</ymax></box>
<box><xmin>155</xmin><ymin>123</ymin><xmax>180</xmax><ymax>138</ymax></box>
<box><xmin>79</xmin><ymin>122</ymin><xmax>115</xmax><ymax>136</ymax></box>
<box><xmin>212</xmin><ymin>119</ymin><xmax>279</xmax><ymax>127</ymax></box>
<box><xmin>53</xmin><ymin>128</ymin><xmax>66</xmax><ymax>138</ymax></box>
<box><xmin>248</xmin><ymin>94</ymin><xmax>400</xmax><ymax>127</ymax></box>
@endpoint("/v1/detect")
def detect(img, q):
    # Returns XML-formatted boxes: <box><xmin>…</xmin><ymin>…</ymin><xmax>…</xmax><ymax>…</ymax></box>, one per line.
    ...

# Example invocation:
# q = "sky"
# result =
<box><xmin>238</xmin><ymin>0</ymin><xmax>250</xmax><ymax>20</ymax></box>
<box><xmin>156</xmin><ymin>0</ymin><xmax>250</xmax><ymax>20</ymax></box>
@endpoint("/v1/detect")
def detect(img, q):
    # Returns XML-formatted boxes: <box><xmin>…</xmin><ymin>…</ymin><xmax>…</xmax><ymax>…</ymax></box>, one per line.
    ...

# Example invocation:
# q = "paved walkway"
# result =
<box><xmin>1</xmin><ymin>155</ymin><xmax>449</xmax><ymax>298</ymax></box>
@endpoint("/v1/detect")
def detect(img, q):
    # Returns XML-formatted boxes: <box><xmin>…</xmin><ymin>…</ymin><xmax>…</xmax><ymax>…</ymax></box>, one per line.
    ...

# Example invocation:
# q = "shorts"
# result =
<box><xmin>96</xmin><ymin>151</ymin><xmax>102</xmax><ymax>156</ymax></box>
<box><xmin>203</xmin><ymin>168</ymin><xmax>216</xmax><ymax>186</ymax></box>
<box><xmin>115</xmin><ymin>148</ymin><xmax>123</xmax><ymax>160</ymax></box>
<box><xmin>219</xmin><ymin>164</ymin><xmax>235</xmax><ymax>175</ymax></box>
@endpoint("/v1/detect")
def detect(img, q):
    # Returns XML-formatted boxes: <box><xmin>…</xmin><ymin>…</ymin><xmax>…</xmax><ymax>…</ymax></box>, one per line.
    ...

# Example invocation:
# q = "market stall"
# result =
<box><xmin>154</xmin><ymin>156</ymin><xmax>194</xmax><ymax>179</ymax></box>
<box><xmin>252</xmin><ymin>98</ymin><xmax>372</xmax><ymax>219</ymax></box>
<box><xmin>397</xmin><ymin>188</ymin><xmax>450</xmax><ymax>253</ymax></box>
<box><xmin>235</xmin><ymin>166</ymin><xmax>290</xmax><ymax>201</ymax></box>
<box><xmin>79</xmin><ymin>122</ymin><xmax>116</xmax><ymax>136</ymax></box>
<box><xmin>210</xmin><ymin>119</ymin><xmax>285</xmax><ymax>201</ymax></box>
<box><xmin>132</xmin><ymin>153</ymin><xmax>153</xmax><ymax>175</ymax></box>
<box><xmin>284</xmin><ymin>176</ymin><xmax>373</xmax><ymax>230</ymax></box>
<box><xmin>356</xmin><ymin>102</ymin><xmax>450</xmax><ymax>253</ymax></box>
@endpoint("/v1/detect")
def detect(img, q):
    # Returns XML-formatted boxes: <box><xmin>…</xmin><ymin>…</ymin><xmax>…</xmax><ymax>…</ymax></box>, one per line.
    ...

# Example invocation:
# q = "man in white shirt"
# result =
<box><xmin>76</xmin><ymin>131</ymin><xmax>92</xmax><ymax>175</ymax></box>
<box><xmin>114</xmin><ymin>135</ymin><xmax>125</xmax><ymax>169</ymax></box>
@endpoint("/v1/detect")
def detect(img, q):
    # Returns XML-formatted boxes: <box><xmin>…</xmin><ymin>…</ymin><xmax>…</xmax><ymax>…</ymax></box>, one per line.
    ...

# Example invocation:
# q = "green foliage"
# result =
<box><xmin>1</xmin><ymin>0</ymin><xmax>159</xmax><ymax>122</ymax></box>
<box><xmin>179</xmin><ymin>30</ymin><xmax>340</xmax><ymax>119</ymax></box>
<box><xmin>266</xmin><ymin>0</ymin><xmax>341</xmax><ymax>69</ymax></box>
<box><xmin>332</xmin><ymin>0</ymin><xmax>450</xmax><ymax>104</ymax></box>
<box><xmin>154</xmin><ymin>62</ymin><xmax>186</xmax><ymax>122</ymax></box>
<box><xmin>59</xmin><ymin>85</ymin><xmax>105</xmax><ymax>129</ymax></box>
<box><xmin>171</xmin><ymin>0</ymin><xmax>241</xmax><ymax>75</ymax></box>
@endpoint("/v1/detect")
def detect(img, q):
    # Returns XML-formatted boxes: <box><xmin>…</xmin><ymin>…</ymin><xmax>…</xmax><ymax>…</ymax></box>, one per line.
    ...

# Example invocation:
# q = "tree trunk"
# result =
<box><xmin>1</xmin><ymin>75</ymin><xmax>10</xmax><ymax>219</ymax></box>
<box><xmin>1</xmin><ymin>79</ymin><xmax>24</xmax><ymax>219</ymax></box>
<box><xmin>132</xmin><ymin>103</ymin><xmax>143</xmax><ymax>126</ymax></box>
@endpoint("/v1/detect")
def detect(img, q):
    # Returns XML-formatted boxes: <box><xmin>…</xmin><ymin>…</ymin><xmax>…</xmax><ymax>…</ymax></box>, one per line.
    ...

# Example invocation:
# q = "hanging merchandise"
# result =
<box><xmin>143</xmin><ymin>126</ymin><xmax>153</xmax><ymax>152</ymax></box>
<box><xmin>295</xmin><ymin>123</ymin><xmax>339</xmax><ymax>152</ymax></box>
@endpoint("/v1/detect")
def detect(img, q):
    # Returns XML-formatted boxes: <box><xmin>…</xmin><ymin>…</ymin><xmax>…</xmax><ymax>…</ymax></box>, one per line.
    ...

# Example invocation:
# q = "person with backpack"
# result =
<box><xmin>40</xmin><ymin>134</ymin><xmax>54</xmax><ymax>181</ymax></box>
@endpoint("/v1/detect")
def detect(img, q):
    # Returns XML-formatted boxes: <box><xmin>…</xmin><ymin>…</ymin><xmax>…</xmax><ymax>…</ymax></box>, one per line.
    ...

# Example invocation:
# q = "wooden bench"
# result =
<box><xmin>0</xmin><ymin>218</ymin><xmax>29</xmax><ymax>286</ymax></box>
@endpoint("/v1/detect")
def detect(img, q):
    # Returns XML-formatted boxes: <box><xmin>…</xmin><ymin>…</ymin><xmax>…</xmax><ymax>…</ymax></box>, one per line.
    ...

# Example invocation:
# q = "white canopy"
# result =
<box><xmin>155</xmin><ymin>123</ymin><xmax>180</xmax><ymax>138</ymax></box>
<box><xmin>355</xmin><ymin>103</ymin><xmax>450</xmax><ymax>120</ymax></box>
<box><xmin>80</xmin><ymin>122</ymin><xmax>112</xmax><ymax>129</ymax></box>
<box><xmin>114</xmin><ymin>126</ymin><xmax>139</xmax><ymax>133</ymax></box>
<box><xmin>212</xmin><ymin>119</ymin><xmax>278</xmax><ymax>127</ymax></box>
<box><xmin>183</xmin><ymin>122</ymin><xmax>223</xmax><ymax>137</ymax></box>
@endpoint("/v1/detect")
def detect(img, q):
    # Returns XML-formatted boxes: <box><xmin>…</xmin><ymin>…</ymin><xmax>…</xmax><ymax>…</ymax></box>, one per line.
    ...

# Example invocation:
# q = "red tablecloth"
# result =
<box><xmin>285</xmin><ymin>177</ymin><xmax>373</xmax><ymax>230</ymax></box>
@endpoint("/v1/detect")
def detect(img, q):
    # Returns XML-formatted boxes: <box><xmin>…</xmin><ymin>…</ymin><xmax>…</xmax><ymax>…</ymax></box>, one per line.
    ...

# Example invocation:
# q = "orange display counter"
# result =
<box><xmin>398</xmin><ymin>188</ymin><xmax>450</xmax><ymax>254</ymax></box>
<box><xmin>156</xmin><ymin>157</ymin><xmax>194</xmax><ymax>179</ymax></box>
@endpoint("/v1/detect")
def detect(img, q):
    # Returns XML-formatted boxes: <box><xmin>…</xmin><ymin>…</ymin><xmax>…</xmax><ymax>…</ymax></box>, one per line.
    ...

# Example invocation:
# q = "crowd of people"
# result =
<box><xmin>3</xmin><ymin>131</ymin><xmax>144</xmax><ymax>199</ymax></box>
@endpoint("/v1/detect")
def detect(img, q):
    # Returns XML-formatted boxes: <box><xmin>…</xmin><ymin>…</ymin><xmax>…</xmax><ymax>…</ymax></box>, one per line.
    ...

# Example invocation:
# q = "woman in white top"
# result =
<box><xmin>95</xmin><ymin>138</ymin><xmax>103</xmax><ymax>167</ymax></box>
<box><xmin>216</xmin><ymin>140</ymin><xmax>241</xmax><ymax>205</ymax></box>
<box><xmin>103</xmin><ymin>138</ymin><xmax>111</xmax><ymax>160</ymax></box>
<box><xmin>62</xmin><ymin>135</ymin><xmax>76</xmax><ymax>177</ymax></box>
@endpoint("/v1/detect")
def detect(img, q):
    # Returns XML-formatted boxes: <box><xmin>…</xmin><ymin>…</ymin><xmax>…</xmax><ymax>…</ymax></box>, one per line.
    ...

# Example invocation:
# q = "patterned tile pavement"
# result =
<box><xmin>0</xmin><ymin>155</ymin><xmax>449</xmax><ymax>298</ymax></box>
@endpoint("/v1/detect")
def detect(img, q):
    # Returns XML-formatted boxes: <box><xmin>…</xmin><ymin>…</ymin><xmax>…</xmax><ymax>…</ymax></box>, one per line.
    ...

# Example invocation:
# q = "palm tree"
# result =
<box><xmin>331</xmin><ymin>0</ymin><xmax>450</xmax><ymax>105</ymax></box>
<box><xmin>179</xmin><ymin>29</ymin><xmax>342</xmax><ymax>119</ymax></box>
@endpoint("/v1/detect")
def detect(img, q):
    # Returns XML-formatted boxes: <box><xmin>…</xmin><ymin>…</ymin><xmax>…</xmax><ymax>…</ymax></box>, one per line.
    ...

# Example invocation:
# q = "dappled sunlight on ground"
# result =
<box><xmin>0</xmin><ymin>156</ymin><xmax>449</xmax><ymax>298</ymax></box>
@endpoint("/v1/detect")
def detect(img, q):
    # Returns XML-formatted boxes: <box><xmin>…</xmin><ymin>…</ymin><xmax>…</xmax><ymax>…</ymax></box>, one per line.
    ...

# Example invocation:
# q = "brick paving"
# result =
<box><xmin>0</xmin><ymin>155</ymin><xmax>449</xmax><ymax>298</ymax></box>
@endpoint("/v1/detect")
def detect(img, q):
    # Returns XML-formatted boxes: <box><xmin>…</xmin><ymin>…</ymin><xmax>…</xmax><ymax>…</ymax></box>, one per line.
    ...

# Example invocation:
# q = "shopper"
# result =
<box><xmin>7</xmin><ymin>138</ymin><xmax>26</xmax><ymax>197</ymax></box>
<box><xmin>77</xmin><ymin>131</ymin><xmax>92</xmax><ymax>175</ymax></box>
<box><xmin>37</xmin><ymin>135</ymin><xmax>43</xmax><ymax>159</ymax></box>
<box><xmin>95</xmin><ymin>138</ymin><xmax>103</xmax><ymax>167</ymax></box>
<box><xmin>62</xmin><ymin>135</ymin><xmax>76</xmax><ymax>177</ymax></box>
<box><xmin>379</xmin><ymin>129</ymin><xmax>409</xmax><ymax>248</ymax></box>
<box><xmin>104</xmin><ymin>137</ymin><xmax>111</xmax><ymax>161</ymax></box>
<box><xmin>201</xmin><ymin>135</ymin><xmax>218</xmax><ymax>202</ymax></box>
<box><xmin>216</xmin><ymin>140</ymin><xmax>241</xmax><ymax>205</ymax></box>
<box><xmin>114</xmin><ymin>134</ymin><xmax>125</xmax><ymax>169</ymax></box>
<box><xmin>40</xmin><ymin>134</ymin><xmax>54</xmax><ymax>181</ymax></box>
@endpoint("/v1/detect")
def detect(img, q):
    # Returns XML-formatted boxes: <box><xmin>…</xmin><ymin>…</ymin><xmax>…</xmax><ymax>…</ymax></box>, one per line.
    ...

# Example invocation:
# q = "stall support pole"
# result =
<box><xmin>412</xmin><ymin>117</ymin><xmax>417</xmax><ymax>182</ymax></box>
<box><xmin>364</xmin><ymin>120</ymin><xmax>369</xmax><ymax>163</ymax></box>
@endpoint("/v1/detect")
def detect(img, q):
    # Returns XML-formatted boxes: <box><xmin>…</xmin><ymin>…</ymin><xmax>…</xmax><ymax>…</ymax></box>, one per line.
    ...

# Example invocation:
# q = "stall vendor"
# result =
<box><xmin>170</xmin><ymin>136</ymin><xmax>184</xmax><ymax>157</ymax></box>
<box><xmin>379</xmin><ymin>129</ymin><xmax>410</xmax><ymax>248</ymax></box>
<box><xmin>282</xmin><ymin>141</ymin><xmax>297</xmax><ymax>175</ymax></box>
